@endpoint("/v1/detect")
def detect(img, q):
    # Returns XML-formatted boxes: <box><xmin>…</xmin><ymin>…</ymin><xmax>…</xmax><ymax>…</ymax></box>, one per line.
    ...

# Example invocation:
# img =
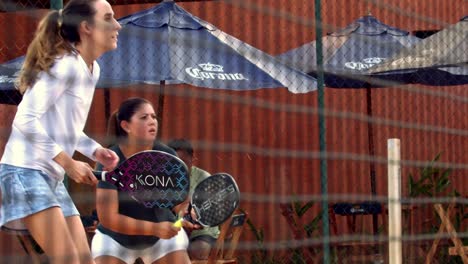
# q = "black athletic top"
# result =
<box><xmin>95</xmin><ymin>142</ymin><xmax>178</xmax><ymax>249</ymax></box>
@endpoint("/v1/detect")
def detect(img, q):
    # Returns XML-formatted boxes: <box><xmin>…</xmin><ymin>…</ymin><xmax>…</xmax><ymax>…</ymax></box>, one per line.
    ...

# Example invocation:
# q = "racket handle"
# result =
<box><xmin>184</xmin><ymin>203</ymin><xmax>192</xmax><ymax>222</ymax></box>
<box><xmin>183</xmin><ymin>203</ymin><xmax>199</xmax><ymax>224</ymax></box>
<box><xmin>92</xmin><ymin>171</ymin><xmax>106</xmax><ymax>181</ymax></box>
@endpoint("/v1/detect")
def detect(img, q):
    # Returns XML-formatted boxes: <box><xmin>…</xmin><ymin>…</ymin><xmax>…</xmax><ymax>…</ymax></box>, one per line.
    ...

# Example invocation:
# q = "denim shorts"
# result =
<box><xmin>0</xmin><ymin>164</ymin><xmax>79</xmax><ymax>232</ymax></box>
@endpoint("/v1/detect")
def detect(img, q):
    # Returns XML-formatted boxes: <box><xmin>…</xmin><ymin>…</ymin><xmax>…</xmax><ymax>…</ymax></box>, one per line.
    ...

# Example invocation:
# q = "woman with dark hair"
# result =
<box><xmin>0</xmin><ymin>0</ymin><xmax>121</xmax><ymax>263</ymax></box>
<box><xmin>92</xmin><ymin>97</ymin><xmax>195</xmax><ymax>264</ymax></box>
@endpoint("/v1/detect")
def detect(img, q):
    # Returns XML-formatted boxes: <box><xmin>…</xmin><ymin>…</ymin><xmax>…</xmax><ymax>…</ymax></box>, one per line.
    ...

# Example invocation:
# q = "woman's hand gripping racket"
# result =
<box><xmin>174</xmin><ymin>173</ymin><xmax>240</xmax><ymax>227</ymax></box>
<box><xmin>93</xmin><ymin>150</ymin><xmax>190</xmax><ymax>209</ymax></box>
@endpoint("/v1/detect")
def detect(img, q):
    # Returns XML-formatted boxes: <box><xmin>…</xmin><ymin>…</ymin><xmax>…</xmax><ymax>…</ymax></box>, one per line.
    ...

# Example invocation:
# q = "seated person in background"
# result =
<box><xmin>167</xmin><ymin>139</ymin><xmax>220</xmax><ymax>260</ymax></box>
<box><xmin>92</xmin><ymin>97</ymin><xmax>196</xmax><ymax>264</ymax></box>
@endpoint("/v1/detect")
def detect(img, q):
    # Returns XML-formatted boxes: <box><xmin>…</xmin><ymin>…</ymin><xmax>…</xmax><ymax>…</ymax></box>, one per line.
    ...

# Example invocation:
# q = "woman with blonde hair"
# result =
<box><xmin>0</xmin><ymin>0</ymin><xmax>121</xmax><ymax>263</ymax></box>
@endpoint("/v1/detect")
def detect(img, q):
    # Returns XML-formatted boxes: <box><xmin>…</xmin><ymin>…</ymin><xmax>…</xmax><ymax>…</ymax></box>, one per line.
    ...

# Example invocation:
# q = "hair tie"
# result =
<box><xmin>57</xmin><ymin>9</ymin><xmax>63</xmax><ymax>28</ymax></box>
<box><xmin>115</xmin><ymin>111</ymin><xmax>120</xmax><ymax>122</ymax></box>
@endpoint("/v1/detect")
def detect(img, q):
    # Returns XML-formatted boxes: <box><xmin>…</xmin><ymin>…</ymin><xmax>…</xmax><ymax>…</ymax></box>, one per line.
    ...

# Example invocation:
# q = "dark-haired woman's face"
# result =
<box><xmin>122</xmin><ymin>103</ymin><xmax>158</xmax><ymax>145</ymax></box>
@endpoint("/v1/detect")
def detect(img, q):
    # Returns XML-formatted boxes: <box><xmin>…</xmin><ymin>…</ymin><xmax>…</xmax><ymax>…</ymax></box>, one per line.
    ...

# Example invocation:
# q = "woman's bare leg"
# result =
<box><xmin>189</xmin><ymin>240</ymin><xmax>212</xmax><ymax>260</ymax></box>
<box><xmin>23</xmin><ymin>207</ymin><xmax>80</xmax><ymax>264</ymax></box>
<box><xmin>66</xmin><ymin>215</ymin><xmax>95</xmax><ymax>264</ymax></box>
<box><xmin>95</xmin><ymin>256</ymin><xmax>126</xmax><ymax>264</ymax></box>
<box><xmin>152</xmin><ymin>250</ymin><xmax>191</xmax><ymax>264</ymax></box>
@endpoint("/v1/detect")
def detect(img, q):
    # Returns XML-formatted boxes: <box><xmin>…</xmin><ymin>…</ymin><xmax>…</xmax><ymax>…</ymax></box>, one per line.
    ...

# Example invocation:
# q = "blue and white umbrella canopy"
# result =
<box><xmin>0</xmin><ymin>64</ymin><xmax>22</xmax><ymax>105</ymax></box>
<box><xmin>276</xmin><ymin>15</ymin><xmax>421</xmax><ymax>88</ymax></box>
<box><xmin>368</xmin><ymin>16</ymin><xmax>468</xmax><ymax>85</ymax></box>
<box><xmin>98</xmin><ymin>1</ymin><xmax>316</xmax><ymax>93</ymax></box>
<box><xmin>0</xmin><ymin>1</ymin><xmax>318</xmax><ymax>105</ymax></box>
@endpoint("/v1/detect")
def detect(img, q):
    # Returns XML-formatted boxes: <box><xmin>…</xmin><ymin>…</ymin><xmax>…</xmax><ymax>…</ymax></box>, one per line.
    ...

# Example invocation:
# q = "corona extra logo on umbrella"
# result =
<box><xmin>185</xmin><ymin>62</ymin><xmax>248</xmax><ymax>81</ymax></box>
<box><xmin>0</xmin><ymin>69</ymin><xmax>19</xmax><ymax>85</ymax></box>
<box><xmin>344</xmin><ymin>57</ymin><xmax>386</xmax><ymax>70</ymax></box>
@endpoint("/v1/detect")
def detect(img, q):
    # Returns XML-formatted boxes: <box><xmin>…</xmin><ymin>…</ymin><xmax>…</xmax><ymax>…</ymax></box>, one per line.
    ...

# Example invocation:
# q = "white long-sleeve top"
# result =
<box><xmin>1</xmin><ymin>52</ymin><xmax>103</xmax><ymax>181</ymax></box>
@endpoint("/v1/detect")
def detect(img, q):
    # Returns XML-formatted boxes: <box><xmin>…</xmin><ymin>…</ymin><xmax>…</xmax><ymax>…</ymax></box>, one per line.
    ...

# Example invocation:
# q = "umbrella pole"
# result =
<box><xmin>156</xmin><ymin>81</ymin><xmax>165</xmax><ymax>139</ymax></box>
<box><xmin>104</xmin><ymin>88</ymin><xmax>111</xmax><ymax>125</ymax></box>
<box><xmin>366</xmin><ymin>86</ymin><xmax>379</xmax><ymax>235</ymax></box>
<box><xmin>314</xmin><ymin>0</ymin><xmax>330</xmax><ymax>263</ymax></box>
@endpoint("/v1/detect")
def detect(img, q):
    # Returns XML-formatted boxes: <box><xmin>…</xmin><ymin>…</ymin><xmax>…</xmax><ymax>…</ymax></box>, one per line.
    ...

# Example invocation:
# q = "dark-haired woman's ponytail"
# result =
<box><xmin>106</xmin><ymin>110</ymin><xmax>120</xmax><ymax>147</ymax></box>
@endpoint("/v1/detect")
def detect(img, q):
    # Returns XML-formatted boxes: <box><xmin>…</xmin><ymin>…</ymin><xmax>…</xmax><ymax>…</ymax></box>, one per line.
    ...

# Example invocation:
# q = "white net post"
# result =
<box><xmin>387</xmin><ymin>138</ymin><xmax>402</xmax><ymax>264</ymax></box>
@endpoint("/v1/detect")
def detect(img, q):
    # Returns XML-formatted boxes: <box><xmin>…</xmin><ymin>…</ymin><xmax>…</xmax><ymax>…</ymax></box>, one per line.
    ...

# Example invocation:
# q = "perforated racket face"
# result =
<box><xmin>191</xmin><ymin>173</ymin><xmax>240</xmax><ymax>227</ymax></box>
<box><xmin>108</xmin><ymin>150</ymin><xmax>189</xmax><ymax>208</ymax></box>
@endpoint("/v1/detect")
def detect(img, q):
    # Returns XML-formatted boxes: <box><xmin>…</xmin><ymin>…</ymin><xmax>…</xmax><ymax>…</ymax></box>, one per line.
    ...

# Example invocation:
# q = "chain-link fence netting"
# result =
<box><xmin>0</xmin><ymin>0</ymin><xmax>467</xmax><ymax>263</ymax></box>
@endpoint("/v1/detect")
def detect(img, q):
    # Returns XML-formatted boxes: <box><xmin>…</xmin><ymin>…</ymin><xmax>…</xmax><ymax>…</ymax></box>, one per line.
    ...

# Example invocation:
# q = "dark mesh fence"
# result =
<box><xmin>0</xmin><ymin>0</ymin><xmax>466</xmax><ymax>263</ymax></box>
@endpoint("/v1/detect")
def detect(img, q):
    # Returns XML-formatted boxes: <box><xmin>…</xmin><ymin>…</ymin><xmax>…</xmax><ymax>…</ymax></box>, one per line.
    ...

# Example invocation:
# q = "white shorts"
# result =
<box><xmin>91</xmin><ymin>229</ymin><xmax>189</xmax><ymax>264</ymax></box>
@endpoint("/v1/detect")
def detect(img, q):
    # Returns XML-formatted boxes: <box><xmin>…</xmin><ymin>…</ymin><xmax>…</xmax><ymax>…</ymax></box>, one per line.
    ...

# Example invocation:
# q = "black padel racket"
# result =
<box><xmin>183</xmin><ymin>173</ymin><xmax>240</xmax><ymax>227</ymax></box>
<box><xmin>94</xmin><ymin>150</ymin><xmax>189</xmax><ymax>208</ymax></box>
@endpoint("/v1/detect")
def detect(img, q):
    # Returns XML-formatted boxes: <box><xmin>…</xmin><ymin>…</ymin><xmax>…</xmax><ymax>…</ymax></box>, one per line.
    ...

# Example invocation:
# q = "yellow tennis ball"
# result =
<box><xmin>173</xmin><ymin>219</ymin><xmax>183</xmax><ymax>228</ymax></box>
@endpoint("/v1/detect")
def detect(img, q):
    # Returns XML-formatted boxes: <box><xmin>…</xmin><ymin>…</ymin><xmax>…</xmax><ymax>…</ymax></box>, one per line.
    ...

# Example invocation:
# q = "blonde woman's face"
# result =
<box><xmin>90</xmin><ymin>0</ymin><xmax>121</xmax><ymax>53</ymax></box>
<box><xmin>123</xmin><ymin>103</ymin><xmax>158</xmax><ymax>145</ymax></box>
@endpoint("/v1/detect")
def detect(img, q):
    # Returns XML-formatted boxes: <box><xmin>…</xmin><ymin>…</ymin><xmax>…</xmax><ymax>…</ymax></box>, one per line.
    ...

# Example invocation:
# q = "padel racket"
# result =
<box><xmin>94</xmin><ymin>150</ymin><xmax>189</xmax><ymax>209</ymax></box>
<box><xmin>181</xmin><ymin>173</ymin><xmax>240</xmax><ymax>227</ymax></box>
